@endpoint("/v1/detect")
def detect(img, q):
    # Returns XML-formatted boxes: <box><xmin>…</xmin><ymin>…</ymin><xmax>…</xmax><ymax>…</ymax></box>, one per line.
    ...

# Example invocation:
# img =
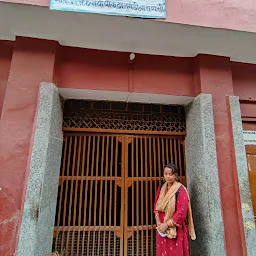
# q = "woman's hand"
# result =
<box><xmin>157</xmin><ymin>223</ymin><xmax>169</xmax><ymax>233</ymax></box>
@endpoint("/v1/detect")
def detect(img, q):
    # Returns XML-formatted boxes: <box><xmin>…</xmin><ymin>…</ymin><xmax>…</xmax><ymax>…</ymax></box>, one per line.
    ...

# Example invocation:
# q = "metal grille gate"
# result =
<box><xmin>53</xmin><ymin>132</ymin><xmax>185</xmax><ymax>255</ymax></box>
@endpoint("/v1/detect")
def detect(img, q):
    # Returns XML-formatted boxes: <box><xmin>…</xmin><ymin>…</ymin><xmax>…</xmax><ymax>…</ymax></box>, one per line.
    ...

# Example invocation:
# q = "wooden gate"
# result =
<box><xmin>246</xmin><ymin>146</ymin><xmax>256</xmax><ymax>222</ymax></box>
<box><xmin>53</xmin><ymin>132</ymin><xmax>186</xmax><ymax>255</ymax></box>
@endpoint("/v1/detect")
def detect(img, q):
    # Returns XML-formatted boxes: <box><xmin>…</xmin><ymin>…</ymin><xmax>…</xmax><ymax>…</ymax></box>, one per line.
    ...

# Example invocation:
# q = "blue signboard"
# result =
<box><xmin>50</xmin><ymin>0</ymin><xmax>166</xmax><ymax>19</ymax></box>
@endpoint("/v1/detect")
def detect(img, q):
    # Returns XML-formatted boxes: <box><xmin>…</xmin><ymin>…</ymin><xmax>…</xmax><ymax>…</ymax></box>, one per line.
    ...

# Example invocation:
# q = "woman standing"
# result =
<box><xmin>154</xmin><ymin>164</ymin><xmax>196</xmax><ymax>256</ymax></box>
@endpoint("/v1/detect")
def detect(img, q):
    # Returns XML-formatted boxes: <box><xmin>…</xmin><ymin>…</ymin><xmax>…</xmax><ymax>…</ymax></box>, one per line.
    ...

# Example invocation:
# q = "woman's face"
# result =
<box><xmin>164</xmin><ymin>167</ymin><xmax>176</xmax><ymax>185</ymax></box>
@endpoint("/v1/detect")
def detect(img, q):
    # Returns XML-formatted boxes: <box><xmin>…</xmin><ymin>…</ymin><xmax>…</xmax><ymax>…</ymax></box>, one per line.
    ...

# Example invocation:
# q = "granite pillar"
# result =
<box><xmin>185</xmin><ymin>94</ymin><xmax>225</xmax><ymax>256</ymax></box>
<box><xmin>0</xmin><ymin>38</ymin><xmax>58</xmax><ymax>255</ymax></box>
<box><xmin>17</xmin><ymin>83</ymin><xmax>63</xmax><ymax>256</ymax></box>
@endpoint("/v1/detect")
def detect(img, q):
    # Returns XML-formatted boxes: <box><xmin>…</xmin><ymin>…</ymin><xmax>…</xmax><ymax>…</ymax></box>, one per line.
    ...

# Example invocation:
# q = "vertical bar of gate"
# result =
<box><xmin>149</xmin><ymin>137</ymin><xmax>154</xmax><ymax>255</ymax></box>
<box><xmin>97</xmin><ymin>135</ymin><xmax>106</xmax><ymax>256</ymax></box>
<box><xmin>81</xmin><ymin>136</ymin><xmax>90</xmax><ymax>255</ymax></box>
<box><xmin>121</xmin><ymin>135</ymin><xmax>125</xmax><ymax>256</ymax></box>
<box><xmin>174</xmin><ymin>139</ymin><xmax>178</xmax><ymax>168</ymax></box>
<box><xmin>144</xmin><ymin>136</ymin><xmax>149</xmax><ymax>256</ymax></box>
<box><xmin>131</xmin><ymin>136</ymin><xmax>135</xmax><ymax>256</ymax></box>
<box><xmin>161</xmin><ymin>137</ymin><xmax>165</xmax><ymax>168</ymax></box>
<box><xmin>103</xmin><ymin>136</ymin><xmax>109</xmax><ymax>255</ymax></box>
<box><xmin>140</xmin><ymin>137</ymin><xmax>144</xmax><ymax>256</ymax></box>
<box><xmin>87</xmin><ymin>136</ymin><xmax>96</xmax><ymax>256</ymax></box>
<box><xmin>153</xmin><ymin>137</ymin><xmax>157</xmax><ymax>194</ymax></box>
<box><xmin>165</xmin><ymin>138</ymin><xmax>170</xmax><ymax>164</ymax></box>
<box><xmin>66</xmin><ymin>136</ymin><xmax>78</xmax><ymax>255</ymax></box>
<box><xmin>135</xmin><ymin>137</ymin><xmax>139</xmax><ymax>256</ymax></box>
<box><xmin>170</xmin><ymin>138</ymin><xmax>174</xmax><ymax>164</ymax></box>
<box><xmin>153</xmin><ymin>135</ymin><xmax>158</xmax><ymax>256</ymax></box>
<box><xmin>77</xmin><ymin>136</ymin><xmax>86</xmax><ymax>256</ymax></box>
<box><xmin>157</xmin><ymin>138</ymin><xmax>162</xmax><ymax>186</ymax></box>
<box><xmin>108</xmin><ymin>136</ymin><xmax>114</xmax><ymax>255</ymax></box>
<box><xmin>123</xmin><ymin>135</ymin><xmax>127</xmax><ymax>256</ymax></box>
<box><xmin>113</xmin><ymin>136</ymin><xmax>118</xmax><ymax>255</ymax></box>
<box><xmin>55</xmin><ymin>136</ymin><xmax>67</xmax><ymax>251</ymax></box>
<box><xmin>71</xmin><ymin>136</ymin><xmax>82</xmax><ymax>255</ymax></box>
<box><xmin>181</xmin><ymin>140</ymin><xmax>187</xmax><ymax>186</ymax></box>
<box><xmin>178</xmin><ymin>140</ymin><xmax>182</xmax><ymax>183</ymax></box>
<box><xmin>61</xmin><ymin>136</ymin><xmax>73</xmax><ymax>253</ymax></box>
<box><xmin>92</xmin><ymin>135</ymin><xmax>100</xmax><ymax>255</ymax></box>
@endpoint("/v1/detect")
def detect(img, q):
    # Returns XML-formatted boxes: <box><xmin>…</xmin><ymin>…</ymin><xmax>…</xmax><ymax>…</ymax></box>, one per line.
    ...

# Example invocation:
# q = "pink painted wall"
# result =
<box><xmin>132</xmin><ymin>54</ymin><xmax>194</xmax><ymax>96</ymax></box>
<box><xmin>232</xmin><ymin>62</ymin><xmax>256</xmax><ymax>102</ymax></box>
<box><xmin>1</xmin><ymin>0</ymin><xmax>256</xmax><ymax>33</ymax></box>
<box><xmin>54</xmin><ymin>47</ymin><xmax>131</xmax><ymax>92</ymax></box>
<box><xmin>165</xmin><ymin>0</ymin><xmax>256</xmax><ymax>33</ymax></box>
<box><xmin>55</xmin><ymin>46</ymin><xmax>256</xmax><ymax>118</ymax></box>
<box><xmin>231</xmin><ymin>62</ymin><xmax>256</xmax><ymax>117</ymax></box>
<box><xmin>54</xmin><ymin>46</ymin><xmax>195</xmax><ymax>97</ymax></box>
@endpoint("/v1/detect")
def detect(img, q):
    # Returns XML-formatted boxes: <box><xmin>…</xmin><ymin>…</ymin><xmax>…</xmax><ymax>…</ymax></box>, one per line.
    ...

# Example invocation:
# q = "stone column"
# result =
<box><xmin>185</xmin><ymin>94</ymin><xmax>225</xmax><ymax>256</ymax></box>
<box><xmin>17</xmin><ymin>83</ymin><xmax>63</xmax><ymax>256</ymax></box>
<box><xmin>193</xmin><ymin>54</ymin><xmax>247</xmax><ymax>255</ymax></box>
<box><xmin>0</xmin><ymin>37</ymin><xmax>58</xmax><ymax>255</ymax></box>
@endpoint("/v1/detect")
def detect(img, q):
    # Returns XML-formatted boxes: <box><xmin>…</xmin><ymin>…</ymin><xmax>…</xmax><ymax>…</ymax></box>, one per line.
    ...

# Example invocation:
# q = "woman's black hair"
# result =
<box><xmin>164</xmin><ymin>163</ymin><xmax>179</xmax><ymax>178</ymax></box>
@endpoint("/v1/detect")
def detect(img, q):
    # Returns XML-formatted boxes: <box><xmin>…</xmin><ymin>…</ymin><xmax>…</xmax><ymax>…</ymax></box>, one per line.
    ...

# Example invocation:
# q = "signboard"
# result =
<box><xmin>50</xmin><ymin>0</ymin><xmax>166</xmax><ymax>19</ymax></box>
<box><xmin>243</xmin><ymin>130</ymin><xmax>256</xmax><ymax>145</ymax></box>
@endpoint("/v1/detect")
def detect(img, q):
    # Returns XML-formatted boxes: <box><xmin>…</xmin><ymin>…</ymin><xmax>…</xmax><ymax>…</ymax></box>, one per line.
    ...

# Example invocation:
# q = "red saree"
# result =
<box><xmin>154</xmin><ymin>185</ymin><xmax>190</xmax><ymax>256</ymax></box>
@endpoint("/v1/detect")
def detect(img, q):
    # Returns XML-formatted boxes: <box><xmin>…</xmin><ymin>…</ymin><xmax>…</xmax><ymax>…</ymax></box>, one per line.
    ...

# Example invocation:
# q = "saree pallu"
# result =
<box><xmin>154</xmin><ymin>185</ymin><xmax>190</xmax><ymax>256</ymax></box>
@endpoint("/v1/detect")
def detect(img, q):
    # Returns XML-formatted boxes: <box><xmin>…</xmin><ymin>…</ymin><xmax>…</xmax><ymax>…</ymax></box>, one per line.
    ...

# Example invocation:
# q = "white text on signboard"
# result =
<box><xmin>243</xmin><ymin>130</ymin><xmax>256</xmax><ymax>145</ymax></box>
<box><xmin>50</xmin><ymin>0</ymin><xmax>166</xmax><ymax>19</ymax></box>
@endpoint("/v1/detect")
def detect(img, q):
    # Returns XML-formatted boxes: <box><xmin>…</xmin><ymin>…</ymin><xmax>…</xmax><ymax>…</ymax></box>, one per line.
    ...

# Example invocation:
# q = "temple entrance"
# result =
<box><xmin>52</xmin><ymin>100</ymin><xmax>186</xmax><ymax>255</ymax></box>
